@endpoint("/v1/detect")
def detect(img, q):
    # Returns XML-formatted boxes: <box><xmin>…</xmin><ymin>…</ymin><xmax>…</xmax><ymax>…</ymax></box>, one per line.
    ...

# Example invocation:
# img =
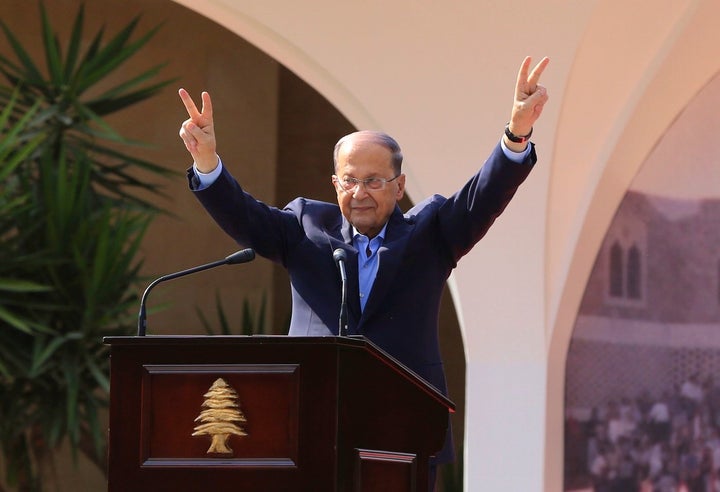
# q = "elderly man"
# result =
<box><xmin>179</xmin><ymin>56</ymin><xmax>549</xmax><ymax>491</ymax></box>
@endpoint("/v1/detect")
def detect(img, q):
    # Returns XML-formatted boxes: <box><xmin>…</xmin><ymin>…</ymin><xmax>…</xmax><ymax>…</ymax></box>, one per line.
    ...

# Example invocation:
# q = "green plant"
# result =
<box><xmin>0</xmin><ymin>93</ymin><xmax>49</xmax><ymax>492</ymax></box>
<box><xmin>197</xmin><ymin>292</ymin><xmax>268</xmax><ymax>336</ymax></box>
<box><xmin>0</xmin><ymin>3</ymin><xmax>173</xmax><ymax>490</ymax></box>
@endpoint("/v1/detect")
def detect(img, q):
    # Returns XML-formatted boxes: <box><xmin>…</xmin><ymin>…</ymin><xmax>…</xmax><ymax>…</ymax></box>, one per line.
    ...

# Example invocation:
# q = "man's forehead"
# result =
<box><xmin>337</xmin><ymin>136</ymin><xmax>392</xmax><ymax>160</ymax></box>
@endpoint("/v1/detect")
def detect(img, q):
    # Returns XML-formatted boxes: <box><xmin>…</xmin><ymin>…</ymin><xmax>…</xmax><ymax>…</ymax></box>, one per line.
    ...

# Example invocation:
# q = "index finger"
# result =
<box><xmin>516</xmin><ymin>56</ymin><xmax>532</xmax><ymax>91</ymax></box>
<box><xmin>527</xmin><ymin>57</ymin><xmax>550</xmax><ymax>89</ymax></box>
<box><xmin>179</xmin><ymin>88</ymin><xmax>201</xmax><ymax>120</ymax></box>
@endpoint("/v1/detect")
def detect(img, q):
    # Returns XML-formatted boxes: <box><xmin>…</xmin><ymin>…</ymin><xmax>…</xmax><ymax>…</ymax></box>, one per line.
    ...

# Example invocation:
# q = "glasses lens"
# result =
<box><xmin>338</xmin><ymin>176</ymin><xmax>395</xmax><ymax>192</ymax></box>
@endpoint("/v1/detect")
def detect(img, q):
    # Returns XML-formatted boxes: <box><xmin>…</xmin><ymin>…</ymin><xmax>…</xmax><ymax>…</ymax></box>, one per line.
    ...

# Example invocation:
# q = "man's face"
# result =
<box><xmin>332</xmin><ymin>136</ymin><xmax>405</xmax><ymax>238</ymax></box>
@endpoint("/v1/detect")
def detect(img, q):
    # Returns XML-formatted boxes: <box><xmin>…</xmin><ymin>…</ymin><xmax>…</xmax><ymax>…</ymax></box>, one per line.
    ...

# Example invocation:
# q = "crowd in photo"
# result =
<box><xmin>565</xmin><ymin>373</ymin><xmax>720</xmax><ymax>492</ymax></box>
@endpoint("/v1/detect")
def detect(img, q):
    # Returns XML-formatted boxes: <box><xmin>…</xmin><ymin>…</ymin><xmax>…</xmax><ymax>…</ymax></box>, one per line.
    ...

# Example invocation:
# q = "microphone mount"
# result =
<box><xmin>333</xmin><ymin>248</ymin><xmax>349</xmax><ymax>336</ymax></box>
<box><xmin>137</xmin><ymin>249</ymin><xmax>255</xmax><ymax>336</ymax></box>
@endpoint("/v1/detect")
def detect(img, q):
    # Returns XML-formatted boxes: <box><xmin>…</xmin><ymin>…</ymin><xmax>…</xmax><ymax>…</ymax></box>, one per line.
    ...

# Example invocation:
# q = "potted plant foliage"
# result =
<box><xmin>0</xmin><ymin>3</ymin><xmax>173</xmax><ymax>489</ymax></box>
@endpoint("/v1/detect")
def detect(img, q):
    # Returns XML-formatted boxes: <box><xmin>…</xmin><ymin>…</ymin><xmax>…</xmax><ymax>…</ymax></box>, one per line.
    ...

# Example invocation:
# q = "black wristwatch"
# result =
<box><xmin>504</xmin><ymin>124</ymin><xmax>533</xmax><ymax>143</ymax></box>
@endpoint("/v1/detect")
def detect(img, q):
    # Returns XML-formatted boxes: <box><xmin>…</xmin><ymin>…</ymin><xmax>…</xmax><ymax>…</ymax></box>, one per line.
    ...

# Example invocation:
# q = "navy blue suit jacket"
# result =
<box><xmin>190</xmin><ymin>141</ymin><xmax>536</xmax><ymax>463</ymax></box>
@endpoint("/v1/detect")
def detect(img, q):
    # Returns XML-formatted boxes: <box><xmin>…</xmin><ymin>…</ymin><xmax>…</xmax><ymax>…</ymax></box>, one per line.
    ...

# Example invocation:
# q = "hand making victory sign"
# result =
<box><xmin>178</xmin><ymin>88</ymin><xmax>218</xmax><ymax>173</ymax></box>
<box><xmin>504</xmin><ymin>56</ymin><xmax>550</xmax><ymax>152</ymax></box>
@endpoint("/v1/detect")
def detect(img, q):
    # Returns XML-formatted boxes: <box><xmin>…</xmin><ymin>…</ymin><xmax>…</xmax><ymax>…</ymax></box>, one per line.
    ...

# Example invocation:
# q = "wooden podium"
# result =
<box><xmin>104</xmin><ymin>336</ymin><xmax>454</xmax><ymax>491</ymax></box>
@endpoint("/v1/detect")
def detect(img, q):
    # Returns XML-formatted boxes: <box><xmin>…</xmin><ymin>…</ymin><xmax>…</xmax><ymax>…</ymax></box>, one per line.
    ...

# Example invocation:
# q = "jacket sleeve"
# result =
<box><xmin>188</xmin><ymin>166</ymin><xmax>304</xmax><ymax>266</ymax></box>
<box><xmin>434</xmin><ymin>141</ymin><xmax>536</xmax><ymax>262</ymax></box>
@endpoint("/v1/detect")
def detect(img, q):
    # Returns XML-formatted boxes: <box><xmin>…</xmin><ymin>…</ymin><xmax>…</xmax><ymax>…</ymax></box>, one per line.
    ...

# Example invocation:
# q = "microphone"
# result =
<box><xmin>333</xmin><ymin>248</ymin><xmax>349</xmax><ymax>337</ymax></box>
<box><xmin>137</xmin><ymin>248</ymin><xmax>255</xmax><ymax>336</ymax></box>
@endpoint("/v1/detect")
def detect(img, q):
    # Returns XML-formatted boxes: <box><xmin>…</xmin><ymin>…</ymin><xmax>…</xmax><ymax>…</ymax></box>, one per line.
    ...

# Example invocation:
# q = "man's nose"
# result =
<box><xmin>352</xmin><ymin>183</ymin><xmax>369</xmax><ymax>199</ymax></box>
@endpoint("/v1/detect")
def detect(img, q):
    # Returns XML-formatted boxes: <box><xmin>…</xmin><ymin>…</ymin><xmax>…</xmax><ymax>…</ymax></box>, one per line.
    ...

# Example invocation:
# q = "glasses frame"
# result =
<box><xmin>333</xmin><ymin>174</ymin><xmax>401</xmax><ymax>193</ymax></box>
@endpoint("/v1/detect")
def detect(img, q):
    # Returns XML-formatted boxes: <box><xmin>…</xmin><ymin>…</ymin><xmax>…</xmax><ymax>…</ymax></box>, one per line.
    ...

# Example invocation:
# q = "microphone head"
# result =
<box><xmin>226</xmin><ymin>248</ymin><xmax>256</xmax><ymax>264</ymax></box>
<box><xmin>333</xmin><ymin>248</ymin><xmax>347</xmax><ymax>263</ymax></box>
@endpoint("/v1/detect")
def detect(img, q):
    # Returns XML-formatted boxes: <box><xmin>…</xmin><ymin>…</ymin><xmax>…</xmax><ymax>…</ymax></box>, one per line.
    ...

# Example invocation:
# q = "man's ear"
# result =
<box><xmin>395</xmin><ymin>174</ymin><xmax>406</xmax><ymax>200</ymax></box>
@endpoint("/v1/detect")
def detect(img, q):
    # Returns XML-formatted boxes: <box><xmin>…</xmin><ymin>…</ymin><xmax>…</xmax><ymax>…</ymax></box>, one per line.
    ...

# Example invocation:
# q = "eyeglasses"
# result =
<box><xmin>333</xmin><ymin>175</ymin><xmax>400</xmax><ymax>192</ymax></box>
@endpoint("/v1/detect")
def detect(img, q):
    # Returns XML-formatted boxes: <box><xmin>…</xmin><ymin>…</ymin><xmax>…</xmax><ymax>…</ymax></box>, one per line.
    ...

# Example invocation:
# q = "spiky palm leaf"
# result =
<box><xmin>0</xmin><ymin>2</ymin><xmax>175</xmax><ymax>207</ymax></box>
<box><xmin>0</xmin><ymin>3</ymin><xmax>174</xmax><ymax>489</ymax></box>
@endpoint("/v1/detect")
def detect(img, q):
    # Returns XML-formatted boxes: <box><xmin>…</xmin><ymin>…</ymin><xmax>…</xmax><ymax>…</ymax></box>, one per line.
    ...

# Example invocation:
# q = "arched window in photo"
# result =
<box><xmin>627</xmin><ymin>244</ymin><xmax>642</xmax><ymax>300</ymax></box>
<box><xmin>609</xmin><ymin>242</ymin><xmax>624</xmax><ymax>297</ymax></box>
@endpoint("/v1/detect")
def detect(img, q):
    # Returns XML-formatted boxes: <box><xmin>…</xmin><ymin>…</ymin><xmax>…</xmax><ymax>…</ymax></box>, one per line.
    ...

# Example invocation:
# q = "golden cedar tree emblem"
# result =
<box><xmin>192</xmin><ymin>378</ymin><xmax>248</xmax><ymax>455</ymax></box>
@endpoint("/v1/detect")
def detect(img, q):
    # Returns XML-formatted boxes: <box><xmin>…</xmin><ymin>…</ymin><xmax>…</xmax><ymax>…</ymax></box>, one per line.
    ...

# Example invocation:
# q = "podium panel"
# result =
<box><xmin>105</xmin><ymin>336</ymin><xmax>453</xmax><ymax>491</ymax></box>
<box><xmin>354</xmin><ymin>450</ymin><xmax>417</xmax><ymax>492</ymax></box>
<box><xmin>141</xmin><ymin>364</ymin><xmax>299</xmax><ymax>466</ymax></box>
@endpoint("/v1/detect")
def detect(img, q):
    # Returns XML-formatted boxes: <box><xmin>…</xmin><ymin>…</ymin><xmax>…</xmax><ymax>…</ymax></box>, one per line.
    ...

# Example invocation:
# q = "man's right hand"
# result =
<box><xmin>178</xmin><ymin>88</ymin><xmax>218</xmax><ymax>173</ymax></box>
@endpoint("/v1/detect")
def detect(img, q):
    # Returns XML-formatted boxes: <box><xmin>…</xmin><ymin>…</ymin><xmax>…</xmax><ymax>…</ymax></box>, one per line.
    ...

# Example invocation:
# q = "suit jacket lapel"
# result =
<box><xmin>359</xmin><ymin>206</ymin><xmax>412</xmax><ymax>325</ymax></box>
<box><xmin>336</xmin><ymin>218</ymin><xmax>362</xmax><ymax>329</ymax></box>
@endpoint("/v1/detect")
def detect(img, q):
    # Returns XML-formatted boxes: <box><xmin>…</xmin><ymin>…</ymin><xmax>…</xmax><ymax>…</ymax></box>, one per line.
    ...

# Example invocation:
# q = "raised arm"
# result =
<box><xmin>178</xmin><ymin>88</ymin><xmax>218</xmax><ymax>173</ymax></box>
<box><xmin>503</xmin><ymin>56</ymin><xmax>550</xmax><ymax>153</ymax></box>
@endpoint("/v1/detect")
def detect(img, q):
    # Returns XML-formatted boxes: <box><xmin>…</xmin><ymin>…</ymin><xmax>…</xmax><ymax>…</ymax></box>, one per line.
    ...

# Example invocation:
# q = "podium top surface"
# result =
<box><xmin>104</xmin><ymin>335</ymin><xmax>454</xmax><ymax>411</ymax></box>
<box><xmin>106</xmin><ymin>334</ymin><xmax>367</xmax><ymax>347</ymax></box>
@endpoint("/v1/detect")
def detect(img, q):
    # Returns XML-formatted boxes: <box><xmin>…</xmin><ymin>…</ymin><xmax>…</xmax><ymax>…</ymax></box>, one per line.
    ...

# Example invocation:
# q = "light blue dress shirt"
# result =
<box><xmin>353</xmin><ymin>225</ymin><xmax>387</xmax><ymax>311</ymax></box>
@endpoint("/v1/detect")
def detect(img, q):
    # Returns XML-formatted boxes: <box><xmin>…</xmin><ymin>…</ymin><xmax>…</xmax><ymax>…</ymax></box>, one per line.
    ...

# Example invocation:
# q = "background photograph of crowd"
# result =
<box><xmin>563</xmin><ymin>185</ymin><xmax>720</xmax><ymax>492</ymax></box>
<box><xmin>562</xmin><ymin>79</ymin><xmax>720</xmax><ymax>492</ymax></box>
<box><xmin>565</xmin><ymin>373</ymin><xmax>720</xmax><ymax>491</ymax></box>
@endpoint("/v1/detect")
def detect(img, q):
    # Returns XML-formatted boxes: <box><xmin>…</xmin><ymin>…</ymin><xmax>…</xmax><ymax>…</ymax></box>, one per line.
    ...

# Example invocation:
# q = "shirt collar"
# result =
<box><xmin>352</xmin><ymin>222</ymin><xmax>388</xmax><ymax>243</ymax></box>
